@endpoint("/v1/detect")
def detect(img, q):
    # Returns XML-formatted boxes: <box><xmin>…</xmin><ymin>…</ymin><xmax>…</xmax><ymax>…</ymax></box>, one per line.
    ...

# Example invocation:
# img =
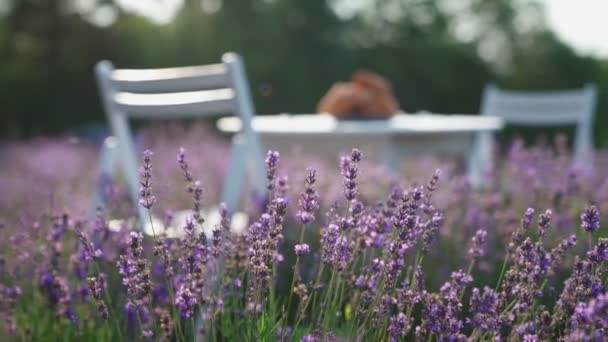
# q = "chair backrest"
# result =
<box><xmin>95</xmin><ymin>52</ymin><xmax>265</xmax><ymax>223</ymax></box>
<box><xmin>480</xmin><ymin>83</ymin><xmax>597</xmax><ymax>165</ymax></box>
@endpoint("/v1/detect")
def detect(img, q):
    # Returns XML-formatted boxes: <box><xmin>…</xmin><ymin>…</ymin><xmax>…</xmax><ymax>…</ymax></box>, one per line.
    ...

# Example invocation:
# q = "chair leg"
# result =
<box><xmin>90</xmin><ymin>136</ymin><xmax>119</xmax><ymax>217</ymax></box>
<box><xmin>468</xmin><ymin>132</ymin><xmax>492</xmax><ymax>189</ymax></box>
<box><xmin>221</xmin><ymin>134</ymin><xmax>248</xmax><ymax>213</ymax></box>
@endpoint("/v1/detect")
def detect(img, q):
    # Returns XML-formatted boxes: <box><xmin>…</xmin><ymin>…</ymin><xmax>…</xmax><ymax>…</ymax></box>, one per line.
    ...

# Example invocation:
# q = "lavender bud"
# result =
<box><xmin>294</xmin><ymin>243</ymin><xmax>310</xmax><ymax>256</ymax></box>
<box><xmin>139</xmin><ymin>149</ymin><xmax>155</xmax><ymax>209</ymax></box>
<box><xmin>581</xmin><ymin>205</ymin><xmax>600</xmax><ymax>232</ymax></box>
<box><xmin>265</xmin><ymin>150</ymin><xmax>280</xmax><ymax>190</ymax></box>
<box><xmin>468</xmin><ymin>229</ymin><xmax>488</xmax><ymax>259</ymax></box>
<box><xmin>297</xmin><ymin>168</ymin><xmax>319</xmax><ymax>225</ymax></box>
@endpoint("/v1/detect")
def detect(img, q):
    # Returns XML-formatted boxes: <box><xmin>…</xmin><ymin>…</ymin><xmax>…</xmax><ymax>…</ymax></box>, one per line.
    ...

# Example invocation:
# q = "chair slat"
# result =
<box><xmin>111</xmin><ymin>64</ymin><xmax>228</xmax><ymax>93</ymax></box>
<box><xmin>483</xmin><ymin>86</ymin><xmax>595</xmax><ymax>125</ymax></box>
<box><xmin>489</xmin><ymin>111</ymin><xmax>583</xmax><ymax>125</ymax></box>
<box><xmin>114</xmin><ymin>89</ymin><xmax>235</xmax><ymax>117</ymax></box>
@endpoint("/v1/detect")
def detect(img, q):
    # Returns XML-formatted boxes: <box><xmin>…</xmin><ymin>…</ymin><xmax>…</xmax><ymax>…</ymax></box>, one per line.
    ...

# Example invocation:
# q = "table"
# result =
<box><xmin>217</xmin><ymin>112</ymin><xmax>504</xmax><ymax>172</ymax></box>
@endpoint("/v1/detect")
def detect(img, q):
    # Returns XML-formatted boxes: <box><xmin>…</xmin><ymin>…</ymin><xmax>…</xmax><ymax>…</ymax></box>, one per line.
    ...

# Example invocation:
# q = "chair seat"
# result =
<box><xmin>107</xmin><ymin>206</ymin><xmax>249</xmax><ymax>238</ymax></box>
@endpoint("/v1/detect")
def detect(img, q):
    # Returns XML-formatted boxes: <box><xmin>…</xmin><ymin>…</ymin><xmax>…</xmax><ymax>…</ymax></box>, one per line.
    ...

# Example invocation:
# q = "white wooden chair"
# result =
<box><xmin>93</xmin><ymin>52</ymin><xmax>266</xmax><ymax>233</ymax></box>
<box><xmin>468</xmin><ymin>83</ymin><xmax>597</xmax><ymax>187</ymax></box>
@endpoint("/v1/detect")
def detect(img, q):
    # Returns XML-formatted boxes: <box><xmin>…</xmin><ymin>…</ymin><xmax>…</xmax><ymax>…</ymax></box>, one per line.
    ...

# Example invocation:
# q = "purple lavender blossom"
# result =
<box><xmin>301</xmin><ymin>335</ymin><xmax>316</xmax><ymax>342</ymax></box>
<box><xmin>469</xmin><ymin>287</ymin><xmax>500</xmax><ymax>333</ymax></box>
<box><xmin>350</xmin><ymin>148</ymin><xmax>362</xmax><ymax>162</ymax></box>
<box><xmin>117</xmin><ymin>232</ymin><xmax>153</xmax><ymax>336</ymax></box>
<box><xmin>567</xmin><ymin>292</ymin><xmax>608</xmax><ymax>340</ymax></box>
<box><xmin>191</xmin><ymin>180</ymin><xmax>204</xmax><ymax>224</ymax></box>
<box><xmin>468</xmin><ymin>229</ymin><xmax>488</xmax><ymax>259</ymax></box>
<box><xmin>523</xmin><ymin>208</ymin><xmax>535</xmax><ymax>229</ymax></box>
<box><xmin>277</xmin><ymin>175</ymin><xmax>289</xmax><ymax>198</ymax></box>
<box><xmin>139</xmin><ymin>149</ymin><xmax>156</xmax><ymax>209</ymax></box>
<box><xmin>177</xmin><ymin>147</ymin><xmax>193</xmax><ymax>183</ymax></box>
<box><xmin>537</xmin><ymin>209</ymin><xmax>552</xmax><ymax>238</ymax></box>
<box><xmin>450</xmin><ymin>270</ymin><xmax>473</xmax><ymax>290</ymax></box>
<box><xmin>321</xmin><ymin>224</ymin><xmax>340</xmax><ymax>265</ymax></box>
<box><xmin>39</xmin><ymin>272</ymin><xmax>77</xmax><ymax>326</ymax></box>
<box><xmin>265</xmin><ymin>150</ymin><xmax>280</xmax><ymax>191</ymax></box>
<box><xmin>294</xmin><ymin>243</ymin><xmax>310</xmax><ymax>256</ymax></box>
<box><xmin>297</xmin><ymin>168</ymin><xmax>319</xmax><ymax>225</ymax></box>
<box><xmin>341</xmin><ymin>149</ymin><xmax>361</xmax><ymax>201</ymax></box>
<box><xmin>212</xmin><ymin>202</ymin><xmax>230</xmax><ymax>258</ymax></box>
<box><xmin>549</xmin><ymin>234</ymin><xmax>577</xmax><ymax>270</ymax></box>
<box><xmin>388</xmin><ymin>312</ymin><xmax>409</xmax><ymax>341</ymax></box>
<box><xmin>580</xmin><ymin>205</ymin><xmax>600</xmax><ymax>232</ymax></box>
<box><xmin>0</xmin><ymin>285</ymin><xmax>21</xmax><ymax>334</ymax></box>
<box><xmin>276</xmin><ymin>326</ymin><xmax>293</xmax><ymax>341</ymax></box>
<box><xmin>586</xmin><ymin>238</ymin><xmax>608</xmax><ymax>263</ymax></box>
<box><xmin>246</xmin><ymin>213</ymin><xmax>275</xmax><ymax>300</ymax></box>
<box><xmin>87</xmin><ymin>275</ymin><xmax>108</xmax><ymax>320</ymax></box>
<box><xmin>175</xmin><ymin>284</ymin><xmax>197</xmax><ymax>318</ymax></box>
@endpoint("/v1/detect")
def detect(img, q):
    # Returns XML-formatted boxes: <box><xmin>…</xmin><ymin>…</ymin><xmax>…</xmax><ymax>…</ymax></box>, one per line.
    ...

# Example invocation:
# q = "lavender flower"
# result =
<box><xmin>301</xmin><ymin>335</ymin><xmax>316</xmax><ymax>342</ymax></box>
<box><xmin>421</xmin><ymin>212</ymin><xmax>444</xmax><ymax>252</ymax></box>
<box><xmin>277</xmin><ymin>175</ymin><xmax>289</xmax><ymax>198</ymax></box>
<box><xmin>0</xmin><ymin>285</ymin><xmax>21</xmax><ymax>334</ymax></box>
<box><xmin>468</xmin><ymin>229</ymin><xmax>488</xmax><ymax>259</ymax></box>
<box><xmin>159</xmin><ymin>309</ymin><xmax>174</xmax><ymax>340</ymax></box>
<box><xmin>469</xmin><ymin>287</ymin><xmax>501</xmax><ymax>333</ymax></box>
<box><xmin>321</xmin><ymin>224</ymin><xmax>340</xmax><ymax>265</ymax></box>
<box><xmin>39</xmin><ymin>272</ymin><xmax>77</xmax><ymax>325</ymax></box>
<box><xmin>580</xmin><ymin>205</ymin><xmax>600</xmax><ymax>232</ymax></box>
<box><xmin>388</xmin><ymin>312</ymin><xmax>409</xmax><ymax>341</ymax></box>
<box><xmin>265</xmin><ymin>150</ymin><xmax>280</xmax><ymax>191</ymax></box>
<box><xmin>87</xmin><ymin>275</ymin><xmax>108</xmax><ymax>320</ymax></box>
<box><xmin>341</xmin><ymin>149</ymin><xmax>361</xmax><ymax>201</ymax></box>
<box><xmin>294</xmin><ymin>243</ymin><xmax>310</xmax><ymax>256</ymax></box>
<box><xmin>175</xmin><ymin>284</ymin><xmax>197</xmax><ymax>318</ymax></box>
<box><xmin>586</xmin><ymin>238</ymin><xmax>608</xmax><ymax>263</ymax></box>
<box><xmin>247</xmin><ymin>215</ymin><xmax>274</xmax><ymax>293</ymax></box>
<box><xmin>212</xmin><ymin>203</ymin><xmax>230</xmax><ymax>258</ymax></box>
<box><xmin>297</xmin><ymin>168</ymin><xmax>319</xmax><ymax>225</ymax></box>
<box><xmin>7</xmin><ymin>141</ymin><xmax>608</xmax><ymax>340</ymax></box>
<box><xmin>523</xmin><ymin>208</ymin><xmax>535</xmax><ymax>229</ymax></box>
<box><xmin>153</xmin><ymin>236</ymin><xmax>174</xmax><ymax>278</ymax></box>
<box><xmin>117</xmin><ymin>232</ymin><xmax>153</xmax><ymax>336</ymax></box>
<box><xmin>177</xmin><ymin>147</ymin><xmax>193</xmax><ymax>183</ymax></box>
<box><xmin>139</xmin><ymin>149</ymin><xmax>156</xmax><ymax>209</ymax></box>
<box><xmin>537</xmin><ymin>209</ymin><xmax>552</xmax><ymax>238</ymax></box>
<box><xmin>191</xmin><ymin>180</ymin><xmax>204</xmax><ymax>224</ymax></box>
<box><xmin>549</xmin><ymin>234</ymin><xmax>577</xmax><ymax>270</ymax></box>
<box><xmin>567</xmin><ymin>292</ymin><xmax>608</xmax><ymax>341</ymax></box>
<box><xmin>73</xmin><ymin>221</ymin><xmax>102</xmax><ymax>261</ymax></box>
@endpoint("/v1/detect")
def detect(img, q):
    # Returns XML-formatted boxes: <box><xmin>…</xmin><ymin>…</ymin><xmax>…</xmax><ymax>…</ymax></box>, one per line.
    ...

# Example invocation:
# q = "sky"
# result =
<box><xmin>108</xmin><ymin>0</ymin><xmax>608</xmax><ymax>59</ymax></box>
<box><xmin>543</xmin><ymin>0</ymin><xmax>608</xmax><ymax>58</ymax></box>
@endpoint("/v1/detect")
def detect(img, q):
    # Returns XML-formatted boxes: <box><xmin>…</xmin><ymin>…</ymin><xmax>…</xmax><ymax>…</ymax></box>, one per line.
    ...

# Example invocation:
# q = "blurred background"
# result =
<box><xmin>0</xmin><ymin>0</ymin><xmax>606</xmax><ymax>145</ymax></box>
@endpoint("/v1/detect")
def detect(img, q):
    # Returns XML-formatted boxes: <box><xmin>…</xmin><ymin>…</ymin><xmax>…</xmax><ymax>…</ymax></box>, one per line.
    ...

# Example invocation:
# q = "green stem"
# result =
<box><xmin>587</xmin><ymin>233</ymin><xmax>594</xmax><ymax>251</ymax></box>
<box><xmin>320</xmin><ymin>269</ymin><xmax>337</xmax><ymax>330</ymax></box>
<box><xmin>146</xmin><ymin>211</ymin><xmax>184</xmax><ymax>341</ymax></box>
<box><xmin>281</xmin><ymin>224</ymin><xmax>307</xmax><ymax>339</ymax></box>
<box><xmin>495</xmin><ymin>255</ymin><xmax>509</xmax><ymax>291</ymax></box>
<box><xmin>405</xmin><ymin>253</ymin><xmax>425</xmax><ymax>329</ymax></box>
<box><xmin>293</xmin><ymin>263</ymin><xmax>324</xmax><ymax>333</ymax></box>
<box><xmin>358</xmin><ymin>277</ymin><xmax>385</xmax><ymax>337</ymax></box>
<box><xmin>459</xmin><ymin>259</ymin><xmax>476</xmax><ymax>302</ymax></box>
<box><xmin>91</xmin><ymin>260</ymin><xmax>123</xmax><ymax>340</ymax></box>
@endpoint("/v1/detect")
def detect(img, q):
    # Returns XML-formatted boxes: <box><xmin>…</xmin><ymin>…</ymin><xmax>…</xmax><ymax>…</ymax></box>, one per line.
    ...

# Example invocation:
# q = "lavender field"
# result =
<box><xmin>1</xmin><ymin>125</ymin><xmax>607</xmax><ymax>341</ymax></box>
